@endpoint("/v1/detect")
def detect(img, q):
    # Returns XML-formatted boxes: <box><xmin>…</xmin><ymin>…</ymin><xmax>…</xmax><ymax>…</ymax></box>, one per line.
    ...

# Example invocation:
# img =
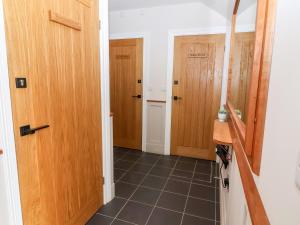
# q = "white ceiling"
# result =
<box><xmin>108</xmin><ymin>0</ymin><xmax>256</xmax><ymax>18</ymax></box>
<box><xmin>109</xmin><ymin>0</ymin><xmax>226</xmax><ymax>13</ymax></box>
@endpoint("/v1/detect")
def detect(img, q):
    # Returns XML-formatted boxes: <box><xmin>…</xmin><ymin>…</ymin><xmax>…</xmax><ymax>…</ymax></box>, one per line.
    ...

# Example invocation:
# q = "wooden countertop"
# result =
<box><xmin>213</xmin><ymin>119</ymin><xmax>233</xmax><ymax>145</ymax></box>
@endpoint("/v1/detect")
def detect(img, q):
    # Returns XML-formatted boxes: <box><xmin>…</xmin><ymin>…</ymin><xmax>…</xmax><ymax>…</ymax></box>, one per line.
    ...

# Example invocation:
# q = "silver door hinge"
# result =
<box><xmin>102</xmin><ymin>177</ymin><xmax>105</xmax><ymax>185</ymax></box>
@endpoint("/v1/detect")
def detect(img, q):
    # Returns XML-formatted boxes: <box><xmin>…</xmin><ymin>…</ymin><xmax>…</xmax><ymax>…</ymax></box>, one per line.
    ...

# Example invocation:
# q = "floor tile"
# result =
<box><xmin>114</xmin><ymin>169</ymin><xmax>126</xmax><ymax>181</ymax></box>
<box><xmin>115</xmin><ymin>160</ymin><xmax>134</xmax><ymax>170</ymax></box>
<box><xmin>181</xmin><ymin>214</ymin><xmax>214</xmax><ymax>225</ymax></box>
<box><xmin>185</xmin><ymin>197</ymin><xmax>215</xmax><ymax>220</ymax></box>
<box><xmin>122</xmin><ymin>154</ymin><xmax>141</xmax><ymax>162</ymax></box>
<box><xmin>86</xmin><ymin>214</ymin><xmax>113</xmax><ymax>225</ymax></box>
<box><xmin>98</xmin><ymin>197</ymin><xmax>127</xmax><ymax>217</ymax></box>
<box><xmin>130</xmin><ymin>187</ymin><xmax>161</xmax><ymax>205</ymax></box>
<box><xmin>171</xmin><ymin>169</ymin><xmax>193</xmax><ymax>180</ymax></box>
<box><xmin>175</xmin><ymin>162</ymin><xmax>195</xmax><ymax>171</ymax></box>
<box><xmin>164</xmin><ymin>179</ymin><xmax>190</xmax><ymax>195</ymax></box>
<box><xmin>117</xmin><ymin>201</ymin><xmax>153</xmax><ymax>225</ymax></box>
<box><xmin>120</xmin><ymin>172</ymin><xmax>145</xmax><ymax>185</ymax></box>
<box><xmin>195</xmin><ymin>162</ymin><xmax>212</xmax><ymax>174</ymax></box>
<box><xmin>156</xmin><ymin>158</ymin><xmax>177</xmax><ymax>168</ymax></box>
<box><xmin>137</xmin><ymin>154</ymin><xmax>160</xmax><ymax>165</ymax></box>
<box><xmin>157</xmin><ymin>192</ymin><xmax>187</xmax><ymax>212</ymax></box>
<box><xmin>216</xmin><ymin>188</ymin><xmax>220</xmax><ymax>202</ymax></box>
<box><xmin>179</xmin><ymin>157</ymin><xmax>197</xmax><ymax>163</ymax></box>
<box><xmin>193</xmin><ymin>172</ymin><xmax>211</xmax><ymax>181</ymax></box>
<box><xmin>216</xmin><ymin>203</ymin><xmax>220</xmax><ymax>221</ymax></box>
<box><xmin>149</xmin><ymin>166</ymin><xmax>172</xmax><ymax>177</ymax></box>
<box><xmin>146</xmin><ymin>207</ymin><xmax>182</xmax><ymax>225</ymax></box>
<box><xmin>111</xmin><ymin>219</ymin><xmax>134</xmax><ymax>225</ymax></box>
<box><xmin>115</xmin><ymin>182</ymin><xmax>137</xmax><ymax>198</ymax></box>
<box><xmin>189</xmin><ymin>184</ymin><xmax>215</xmax><ymax>201</ymax></box>
<box><xmin>141</xmin><ymin>175</ymin><xmax>167</xmax><ymax>190</ymax></box>
<box><xmin>129</xmin><ymin>163</ymin><xmax>152</xmax><ymax>174</ymax></box>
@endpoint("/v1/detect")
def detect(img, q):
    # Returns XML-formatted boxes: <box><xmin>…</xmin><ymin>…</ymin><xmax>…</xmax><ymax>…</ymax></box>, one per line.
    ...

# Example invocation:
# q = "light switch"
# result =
<box><xmin>296</xmin><ymin>150</ymin><xmax>300</xmax><ymax>190</ymax></box>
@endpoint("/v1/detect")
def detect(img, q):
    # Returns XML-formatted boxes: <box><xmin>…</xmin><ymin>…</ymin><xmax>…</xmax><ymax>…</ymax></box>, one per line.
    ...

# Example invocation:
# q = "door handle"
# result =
<box><xmin>173</xmin><ymin>96</ymin><xmax>182</xmax><ymax>101</ymax></box>
<box><xmin>20</xmin><ymin>124</ymin><xmax>50</xmax><ymax>136</ymax></box>
<box><xmin>132</xmin><ymin>95</ymin><xmax>142</xmax><ymax>99</ymax></box>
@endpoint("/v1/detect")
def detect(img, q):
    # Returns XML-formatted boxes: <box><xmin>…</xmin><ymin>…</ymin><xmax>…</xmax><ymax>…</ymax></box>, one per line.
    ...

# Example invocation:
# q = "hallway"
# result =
<box><xmin>87</xmin><ymin>148</ymin><xmax>220</xmax><ymax>225</ymax></box>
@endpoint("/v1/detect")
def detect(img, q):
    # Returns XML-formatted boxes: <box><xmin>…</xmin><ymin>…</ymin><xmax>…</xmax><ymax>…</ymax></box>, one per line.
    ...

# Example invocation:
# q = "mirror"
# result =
<box><xmin>229</xmin><ymin>0</ymin><xmax>258</xmax><ymax>123</ymax></box>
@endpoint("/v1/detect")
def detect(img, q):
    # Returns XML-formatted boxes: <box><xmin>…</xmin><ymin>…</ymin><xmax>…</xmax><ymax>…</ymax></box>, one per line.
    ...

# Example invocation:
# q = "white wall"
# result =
<box><xmin>0</xmin><ymin>157</ymin><xmax>10</xmax><ymax>224</ymax></box>
<box><xmin>256</xmin><ymin>1</ymin><xmax>300</xmax><ymax>224</ymax></box>
<box><xmin>109</xmin><ymin>2</ymin><xmax>227</xmax><ymax>100</ymax></box>
<box><xmin>223</xmin><ymin>1</ymin><xmax>300</xmax><ymax>225</ymax></box>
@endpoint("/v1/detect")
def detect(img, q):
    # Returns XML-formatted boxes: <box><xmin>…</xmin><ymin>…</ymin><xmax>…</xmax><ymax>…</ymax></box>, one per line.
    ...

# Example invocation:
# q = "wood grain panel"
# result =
<box><xmin>3</xmin><ymin>0</ymin><xmax>103</xmax><ymax>225</ymax></box>
<box><xmin>110</xmin><ymin>39</ymin><xmax>143</xmax><ymax>150</ymax></box>
<box><xmin>231</xmin><ymin>32</ymin><xmax>255</xmax><ymax>122</ymax></box>
<box><xmin>171</xmin><ymin>34</ymin><xmax>225</xmax><ymax>160</ymax></box>
<box><xmin>49</xmin><ymin>10</ymin><xmax>81</xmax><ymax>31</ymax></box>
<box><xmin>213</xmin><ymin>120</ymin><xmax>232</xmax><ymax>145</ymax></box>
<box><xmin>76</xmin><ymin>0</ymin><xmax>92</xmax><ymax>8</ymax></box>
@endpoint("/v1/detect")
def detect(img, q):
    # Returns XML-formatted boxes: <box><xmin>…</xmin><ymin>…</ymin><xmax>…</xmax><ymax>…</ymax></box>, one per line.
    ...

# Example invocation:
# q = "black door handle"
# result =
<box><xmin>20</xmin><ymin>124</ymin><xmax>50</xmax><ymax>136</ymax></box>
<box><xmin>132</xmin><ymin>95</ymin><xmax>142</xmax><ymax>99</ymax></box>
<box><xmin>173</xmin><ymin>96</ymin><xmax>182</xmax><ymax>101</ymax></box>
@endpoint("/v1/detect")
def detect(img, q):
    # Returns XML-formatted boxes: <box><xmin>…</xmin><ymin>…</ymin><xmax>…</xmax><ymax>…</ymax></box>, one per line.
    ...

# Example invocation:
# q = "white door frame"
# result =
<box><xmin>0</xmin><ymin>0</ymin><xmax>23</xmax><ymax>224</ymax></box>
<box><xmin>99</xmin><ymin>0</ymin><xmax>114</xmax><ymax>204</ymax></box>
<box><xmin>164</xmin><ymin>27</ymin><xmax>227</xmax><ymax>155</ymax></box>
<box><xmin>109</xmin><ymin>32</ymin><xmax>151</xmax><ymax>153</ymax></box>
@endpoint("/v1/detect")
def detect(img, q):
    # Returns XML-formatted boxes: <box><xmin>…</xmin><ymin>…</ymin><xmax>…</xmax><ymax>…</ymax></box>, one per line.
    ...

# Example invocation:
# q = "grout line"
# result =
<box><xmin>109</xmin><ymin>154</ymin><xmax>162</xmax><ymax>225</ymax></box>
<box><xmin>96</xmin><ymin>213</ymin><xmax>138</xmax><ymax>225</ymax></box>
<box><xmin>144</xmin><ymin>157</ymin><xmax>181</xmax><ymax>225</ymax></box>
<box><xmin>179</xmin><ymin>159</ymin><xmax>197</xmax><ymax>225</ymax></box>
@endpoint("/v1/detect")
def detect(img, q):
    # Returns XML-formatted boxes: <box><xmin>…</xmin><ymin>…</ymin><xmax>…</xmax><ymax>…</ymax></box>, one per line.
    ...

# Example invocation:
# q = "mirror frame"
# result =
<box><xmin>227</xmin><ymin>0</ymin><xmax>277</xmax><ymax>175</ymax></box>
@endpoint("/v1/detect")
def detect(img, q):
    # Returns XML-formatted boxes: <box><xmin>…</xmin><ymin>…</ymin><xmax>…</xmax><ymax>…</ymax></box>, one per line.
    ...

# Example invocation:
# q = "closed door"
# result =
<box><xmin>110</xmin><ymin>39</ymin><xmax>143</xmax><ymax>150</ymax></box>
<box><xmin>3</xmin><ymin>1</ymin><xmax>103</xmax><ymax>225</ymax></box>
<box><xmin>171</xmin><ymin>35</ymin><xmax>225</xmax><ymax>160</ymax></box>
<box><xmin>231</xmin><ymin>32</ymin><xmax>255</xmax><ymax>122</ymax></box>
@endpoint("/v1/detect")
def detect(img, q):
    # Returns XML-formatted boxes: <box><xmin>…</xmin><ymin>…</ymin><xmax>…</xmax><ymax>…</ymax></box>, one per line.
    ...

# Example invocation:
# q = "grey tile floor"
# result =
<box><xmin>87</xmin><ymin>147</ymin><xmax>220</xmax><ymax>225</ymax></box>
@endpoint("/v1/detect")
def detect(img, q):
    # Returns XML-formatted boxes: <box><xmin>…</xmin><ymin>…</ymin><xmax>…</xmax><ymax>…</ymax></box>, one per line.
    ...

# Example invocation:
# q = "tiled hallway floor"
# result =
<box><xmin>87</xmin><ymin>147</ymin><xmax>220</xmax><ymax>225</ymax></box>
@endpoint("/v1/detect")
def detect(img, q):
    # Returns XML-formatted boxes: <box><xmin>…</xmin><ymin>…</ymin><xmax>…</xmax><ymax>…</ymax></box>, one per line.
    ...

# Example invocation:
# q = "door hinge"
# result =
<box><xmin>102</xmin><ymin>177</ymin><xmax>105</xmax><ymax>185</ymax></box>
<box><xmin>99</xmin><ymin>20</ymin><xmax>101</xmax><ymax>30</ymax></box>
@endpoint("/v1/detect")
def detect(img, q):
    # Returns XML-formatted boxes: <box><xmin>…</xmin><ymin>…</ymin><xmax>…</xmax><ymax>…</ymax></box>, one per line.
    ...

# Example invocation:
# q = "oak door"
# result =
<box><xmin>231</xmin><ymin>32</ymin><xmax>255</xmax><ymax>122</ymax></box>
<box><xmin>171</xmin><ymin>35</ymin><xmax>225</xmax><ymax>160</ymax></box>
<box><xmin>3</xmin><ymin>0</ymin><xmax>103</xmax><ymax>225</ymax></box>
<box><xmin>110</xmin><ymin>39</ymin><xmax>143</xmax><ymax>150</ymax></box>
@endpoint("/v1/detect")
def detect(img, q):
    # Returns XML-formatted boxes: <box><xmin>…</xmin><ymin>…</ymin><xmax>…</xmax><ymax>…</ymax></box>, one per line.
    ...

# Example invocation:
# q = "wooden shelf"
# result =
<box><xmin>213</xmin><ymin>120</ymin><xmax>233</xmax><ymax>145</ymax></box>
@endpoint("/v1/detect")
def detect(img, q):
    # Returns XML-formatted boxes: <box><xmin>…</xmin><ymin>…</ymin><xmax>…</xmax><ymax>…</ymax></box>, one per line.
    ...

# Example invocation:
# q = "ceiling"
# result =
<box><xmin>109</xmin><ymin>0</ymin><xmax>256</xmax><ymax>18</ymax></box>
<box><xmin>109</xmin><ymin>0</ymin><xmax>228</xmax><ymax>15</ymax></box>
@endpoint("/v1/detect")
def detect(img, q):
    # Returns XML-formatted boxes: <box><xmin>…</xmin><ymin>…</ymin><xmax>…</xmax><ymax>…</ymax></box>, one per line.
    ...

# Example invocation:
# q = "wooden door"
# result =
<box><xmin>171</xmin><ymin>35</ymin><xmax>225</xmax><ymax>160</ymax></box>
<box><xmin>110</xmin><ymin>39</ymin><xmax>143</xmax><ymax>150</ymax></box>
<box><xmin>3</xmin><ymin>1</ymin><xmax>103</xmax><ymax>225</ymax></box>
<box><xmin>231</xmin><ymin>32</ymin><xmax>255</xmax><ymax>122</ymax></box>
